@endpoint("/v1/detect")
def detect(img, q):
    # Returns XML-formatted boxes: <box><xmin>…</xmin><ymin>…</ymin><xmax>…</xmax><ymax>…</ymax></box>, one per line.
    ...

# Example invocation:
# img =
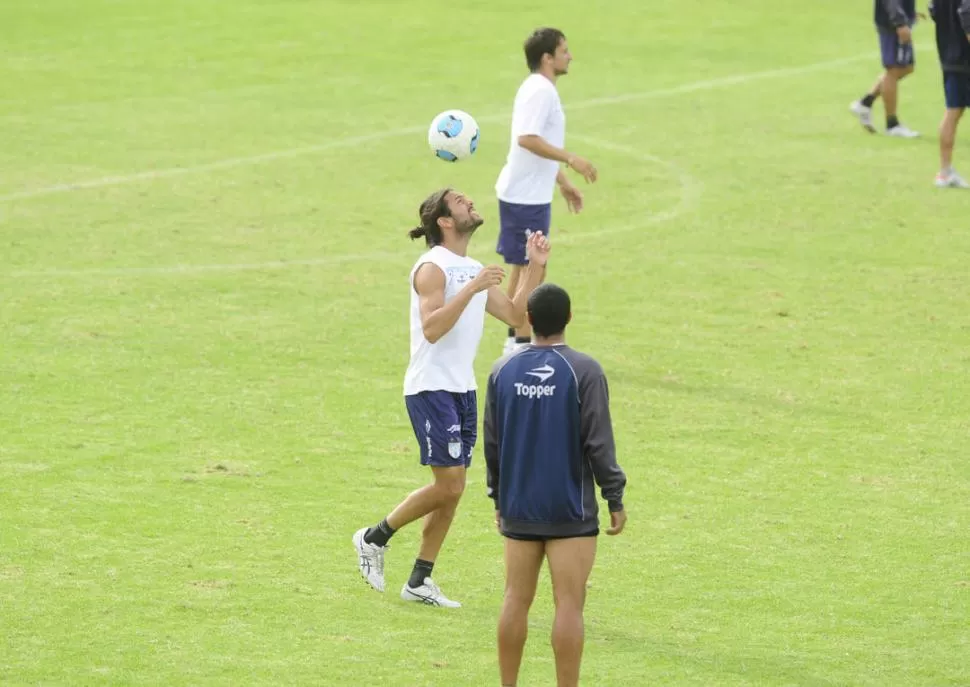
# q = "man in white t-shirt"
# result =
<box><xmin>495</xmin><ymin>27</ymin><xmax>598</xmax><ymax>355</ymax></box>
<box><xmin>352</xmin><ymin>188</ymin><xmax>550</xmax><ymax>607</ymax></box>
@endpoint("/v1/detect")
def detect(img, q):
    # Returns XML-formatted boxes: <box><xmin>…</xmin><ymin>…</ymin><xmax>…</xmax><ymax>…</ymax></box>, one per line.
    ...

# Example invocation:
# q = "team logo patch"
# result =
<box><xmin>448</xmin><ymin>440</ymin><xmax>463</xmax><ymax>459</ymax></box>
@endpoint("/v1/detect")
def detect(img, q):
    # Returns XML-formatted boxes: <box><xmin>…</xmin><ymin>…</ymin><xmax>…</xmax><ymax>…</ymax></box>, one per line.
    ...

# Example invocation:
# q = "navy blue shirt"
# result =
<box><xmin>931</xmin><ymin>0</ymin><xmax>970</xmax><ymax>71</ymax></box>
<box><xmin>484</xmin><ymin>344</ymin><xmax>627</xmax><ymax>539</ymax></box>
<box><xmin>876</xmin><ymin>0</ymin><xmax>917</xmax><ymax>28</ymax></box>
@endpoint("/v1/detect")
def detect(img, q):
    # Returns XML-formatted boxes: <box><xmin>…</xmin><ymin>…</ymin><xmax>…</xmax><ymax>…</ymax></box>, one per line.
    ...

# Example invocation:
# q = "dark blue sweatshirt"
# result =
<box><xmin>930</xmin><ymin>0</ymin><xmax>970</xmax><ymax>71</ymax></box>
<box><xmin>483</xmin><ymin>344</ymin><xmax>627</xmax><ymax>539</ymax></box>
<box><xmin>876</xmin><ymin>0</ymin><xmax>917</xmax><ymax>29</ymax></box>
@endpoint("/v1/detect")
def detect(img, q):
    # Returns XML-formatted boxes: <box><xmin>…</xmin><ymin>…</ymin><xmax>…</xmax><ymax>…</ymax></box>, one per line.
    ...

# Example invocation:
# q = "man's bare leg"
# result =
<box><xmin>414</xmin><ymin>467</ymin><xmax>467</xmax><ymax>563</ymax></box>
<box><xmin>940</xmin><ymin>107</ymin><xmax>964</xmax><ymax>172</ymax></box>
<box><xmin>385</xmin><ymin>465</ymin><xmax>466</xmax><ymax>532</ymax></box>
<box><xmin>546</xmin><ymin>536</ymin><xmax>597</xmax><ymax>687</ymax></box>
<box><xmin>498</xmin><ymin>538</ymin><xmax>545</xmax><ymax>686</ymax></box>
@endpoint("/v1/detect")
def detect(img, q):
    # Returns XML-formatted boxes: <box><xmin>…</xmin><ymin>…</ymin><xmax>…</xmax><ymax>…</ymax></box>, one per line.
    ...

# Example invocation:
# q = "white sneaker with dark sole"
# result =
<box><xmin>886</xmin><ymin>124</ymin><xmax>920</xmax><ymax>138</ymax></box>
<box><xmin>352</xmin><ymin>527</ymin><xmax>387</xmax><ymax>592</ymax></box>
<box><xmin>400</xmin><ymin>577</ymin><xmax>461</xmax><ymax>608</ymax></box>
<box><xmin>849</xmin><ymin>100</ymin><xmax>876</xmax><ymax>133</ymax></box>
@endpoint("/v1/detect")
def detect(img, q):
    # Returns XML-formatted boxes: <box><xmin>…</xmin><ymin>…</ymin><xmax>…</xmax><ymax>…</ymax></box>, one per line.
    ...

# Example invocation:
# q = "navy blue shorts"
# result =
<box><xmin>496</xmin><ymin>200</ymin><xmax>551</xmax><ymax>266</ymax></box>
<box><xmin>879</xmin><ymin>30</ymin><xmax>914</xmax><ymax>68</ymax></box>
<box><xmin>943</xmin><ymin>72</ymin><xmax>970</xmax><ymax>109</ymax></box>
<box><xmin>404</xmin><ymin>390</ymin><xmax>477</xmax><ymax>467</ymax></box>
<box><xmin>503</xmin><ymin>529</ymin><xmax>599</xmax><ymax>542</ymax></box>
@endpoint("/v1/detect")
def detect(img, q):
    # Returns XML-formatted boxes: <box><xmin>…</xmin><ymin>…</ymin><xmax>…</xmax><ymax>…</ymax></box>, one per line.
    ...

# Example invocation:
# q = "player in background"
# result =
<box><xmin>930</xmin><ymin>0</ymin><xmax>970</xmax><ymax>187</ymax></box>
<box><xmin>495</xmin><ymin>27</ymin><xmax>598</xmax><ymax>356</ymax></box>
<box><xmin>849</xmin><ymin>0</ymin><xmax>925</xmax><ymax>137</ymax></box>
<box><xmin>352</xmin><ymin>188</ymin><xmax>550</xmax><ymax>608</ymax></box>
<box><xmin>483</xmin><ymin>283</ymin><xmax>627</xmax><ymax>687</ymax></box>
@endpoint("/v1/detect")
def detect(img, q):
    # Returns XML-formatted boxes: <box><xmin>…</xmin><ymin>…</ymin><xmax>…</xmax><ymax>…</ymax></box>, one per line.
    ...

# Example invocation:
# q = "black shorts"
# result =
<box><xmin>502</xmin><ymin>528</ymin><xmax>599</xmax><ymax>542</ymax></box>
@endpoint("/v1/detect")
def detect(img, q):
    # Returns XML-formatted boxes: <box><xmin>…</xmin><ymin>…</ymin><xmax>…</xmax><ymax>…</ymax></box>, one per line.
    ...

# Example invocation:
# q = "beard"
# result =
<box><xmin>457</xmin><ymin>214</ymin><xmax>484</xmax><ymax>235</ymax></box>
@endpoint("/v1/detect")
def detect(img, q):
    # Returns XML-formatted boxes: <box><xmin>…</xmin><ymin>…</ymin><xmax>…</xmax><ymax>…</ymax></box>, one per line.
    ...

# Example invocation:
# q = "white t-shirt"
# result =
<box><xmin>403</xmin><ymin>245</ymin><xmax>488</xmax><ymax>396</ymax></box>
<box><xmin>495</xmin><ymin>73</ymin><xmax>566</xmax><ymax>205</ymax></box>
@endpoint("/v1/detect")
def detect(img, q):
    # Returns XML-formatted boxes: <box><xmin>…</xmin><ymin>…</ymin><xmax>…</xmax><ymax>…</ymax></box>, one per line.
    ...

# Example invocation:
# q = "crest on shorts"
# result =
<box><xmin>448</xmin><ymin>440</ymin><xmax>462</xmax><ymax>459</ymax></box>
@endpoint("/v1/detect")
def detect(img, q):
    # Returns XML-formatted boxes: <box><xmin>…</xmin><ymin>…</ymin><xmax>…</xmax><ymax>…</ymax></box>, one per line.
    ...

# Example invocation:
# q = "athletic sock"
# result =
<box><xmin>861</xmin><ymin>94</ymin><xmax>876</xmax><ymax>108</ymax></box>
<box><xmin>363</xmin><ymin>518</ymin><xmax>396</xmax><ymax>547</ymax></box>
<box><xmin>887</xmin><ymin>115</ymin><xmax>900</xmax><ymax>129</ymax></box>
<box><xmin>408</xmin><ymin>559</ymin><xmax>435</xmax><ymax>589</ymax></box>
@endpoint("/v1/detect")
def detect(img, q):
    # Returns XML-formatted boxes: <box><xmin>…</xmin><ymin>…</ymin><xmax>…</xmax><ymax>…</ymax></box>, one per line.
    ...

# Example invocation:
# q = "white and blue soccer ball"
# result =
<box><xmin>428</xmin><ymin>109</ymin><xmax>480</xmax><ymax>162</ymax></box>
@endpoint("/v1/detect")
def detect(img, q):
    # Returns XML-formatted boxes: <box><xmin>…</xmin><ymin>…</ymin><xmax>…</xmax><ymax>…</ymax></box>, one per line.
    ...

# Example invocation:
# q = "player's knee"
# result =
<box><xmin>552</xmin><ymin>585</ymin><xmax>587</xmax><ymax>611</ymax></box>
<box><xmin>503</xmin><ymin>585</ymin><xmax>537</xmax><ymax>609</ymax></box>
<box><xmin>434</xmin><ymin>475</ymin><xmax>466</xmax><ymax>502</ymax></box>
<box><xmin>888</xmin><ymin>65</ymin><xmax>912</xmax><ymax>79</ymax></box>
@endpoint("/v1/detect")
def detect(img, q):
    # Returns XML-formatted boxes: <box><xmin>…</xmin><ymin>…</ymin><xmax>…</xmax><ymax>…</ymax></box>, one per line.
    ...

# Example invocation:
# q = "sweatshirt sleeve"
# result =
<box><xmin>578</xmin><ymin>361</ymin><xmax>627</xmax><ymax>512</ymax></box>
<box><xmin>959</xmin><ymin>0</ymin><xmax>970</xmax><ymax>32</ymax></box>
<box><xmin>484</xmin><ymin>371</ymin><xmax>500</xmax><ymax>508</ymax></box>
<box><xmin>880</xmin><ymin>0</ymin><xmax>911</xmax><ymax>26</ymax></box>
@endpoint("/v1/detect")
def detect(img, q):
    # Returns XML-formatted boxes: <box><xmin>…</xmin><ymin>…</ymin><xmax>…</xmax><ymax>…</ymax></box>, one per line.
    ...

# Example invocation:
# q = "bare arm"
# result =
<box><xmin>485</xmin><ymin>260</ymin><xmax>545</xmax><ymax>327</ymax></box>
<box><xmin>518</xmin><ymin>134</ymin><xmax>572</xmax><ymax>164</ymax></box>
<box><xmin>414</xmin><ymin>263</ymin><xmax>501</xmax><ymax>344</ymax></box>
<box><xmin>519</xmin><ymin>135</ymin><xmax>598</xmax><ymax>183</ymax></box>
<box><xmin>485</xmin><ymin>232</ymin><xmax>550</xmax><ymax>326</ymax></box>
<box><xmin>556</xmin><ymin>167</ymin><xmax>571</xmax><ymax>188</ymax></box>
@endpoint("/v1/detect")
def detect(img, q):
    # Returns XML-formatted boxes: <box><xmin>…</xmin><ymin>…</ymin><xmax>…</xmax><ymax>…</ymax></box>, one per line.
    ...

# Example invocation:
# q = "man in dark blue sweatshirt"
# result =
<box><xmin>930</xmin><ymin>0</ymin><xmax>970</xmax><ymax>186</ymax></box>
<box><xmin>849</xmin><ymin>0</ymin><xmax>924</xmax><ymax>137</ymax></box>
<box><xmin>483</xmin><ymin>283</ymin><xmax>627</xmax><ymax>687</ymax></box>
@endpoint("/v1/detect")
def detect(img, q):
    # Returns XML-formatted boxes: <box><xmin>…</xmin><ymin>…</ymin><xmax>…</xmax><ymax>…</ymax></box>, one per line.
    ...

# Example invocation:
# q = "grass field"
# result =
<box><xmin>2</xmin><ymin>1</ymin><xmax>969</xmax><ymax>685</ymax></box>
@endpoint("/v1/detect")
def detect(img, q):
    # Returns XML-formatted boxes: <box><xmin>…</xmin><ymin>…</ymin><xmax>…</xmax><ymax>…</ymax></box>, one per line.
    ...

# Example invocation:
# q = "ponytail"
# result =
<box><xmin>407</xmin><ymin>187</ymin><xmax>452</xmax><ymax>247</ymax></box>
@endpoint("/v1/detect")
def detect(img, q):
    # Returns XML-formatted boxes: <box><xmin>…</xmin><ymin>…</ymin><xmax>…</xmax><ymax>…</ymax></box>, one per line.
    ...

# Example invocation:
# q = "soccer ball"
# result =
<box><xmin>428</xmin><ymin>110</ymin><xmax>480</xmax><ymax>162</ymax></box>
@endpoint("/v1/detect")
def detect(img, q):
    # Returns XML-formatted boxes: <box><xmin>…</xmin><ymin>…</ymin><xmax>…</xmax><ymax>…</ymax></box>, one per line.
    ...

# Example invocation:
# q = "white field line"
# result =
<box><xmin>5</xmin><ymin>53</ymin><xmax>867</xmax><ymax>278</ymax></box>
<box><xmin>0</xmin><ymin>53</ymin><xmax>869</xmax><ymax>204</ymax></box>
<box><xmin>8</xmin><ymin>137</ymin><xmax>700</xmax><ymax>278</ymax></box>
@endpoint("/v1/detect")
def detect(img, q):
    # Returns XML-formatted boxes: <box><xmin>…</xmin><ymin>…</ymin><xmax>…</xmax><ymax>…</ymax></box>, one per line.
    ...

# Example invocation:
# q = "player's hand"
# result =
<box><xmin>559</xmin><ymin>181</ymin><xmax>584</xmax><ymax>213</ymax></box>
<box><xmin>524</xmin><ymin>231</ymin><xmax>551</xmax><ymax>267</ymax></box>
<box><xmin>896</xmin><ymin>24</ymin><xmax>913</xmax><ymax>43</ymax></box>
<box><xmin>470</xmin><ymin>265</ymin><xmax>505</xmax><ymax>293</ymax></box>
<box><xmin>495</xmin><ymin>510</ymin><xmax>501</xmax><ymax>532</ymax></box>
<box><xmin>606</xmin><ymin>509</ymin><xmax>627</xmax><ymax>536</ymax></box>
<box><xmin>567</xmin><ymin>156</ymin><xmax>598</xmax><ymax>183</ymax></box>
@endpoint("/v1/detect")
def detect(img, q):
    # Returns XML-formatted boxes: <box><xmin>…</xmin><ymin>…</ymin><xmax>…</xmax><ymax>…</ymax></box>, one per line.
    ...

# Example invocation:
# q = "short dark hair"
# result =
<box><xmin>408</xmin><ymin>188</ymin><xmax>451</xmax><ymax>246</ymax></box>
<box><xmin>524</xmin><ymin>27</ymin><xmax>565</xmax><ymax>72</ymax></box>
<box><xmin>527</xmin><ymin>283</ymin><xmax>571</xmax><ymax>337</ymax></box>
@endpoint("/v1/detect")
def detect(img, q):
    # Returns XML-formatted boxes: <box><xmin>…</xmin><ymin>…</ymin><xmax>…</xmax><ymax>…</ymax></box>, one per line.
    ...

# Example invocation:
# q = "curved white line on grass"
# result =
<box><xmin>558</xmin><ymin>135</ymin><xmax>700</xmax><ymax>244</ymax></box>
<box><xmin>0</xmin><ymin>53</ymin><xmax>868</xmax><ymax>204</ymax></box>
<box><xmin>7</xmin><ymin>251</ymin><xmax>408</xmax><ymax>278</ymax></box>
<box><xmin>7</xmin><ymin>141</ymin><xmax>696</xmax><ymax>278</ymax></box>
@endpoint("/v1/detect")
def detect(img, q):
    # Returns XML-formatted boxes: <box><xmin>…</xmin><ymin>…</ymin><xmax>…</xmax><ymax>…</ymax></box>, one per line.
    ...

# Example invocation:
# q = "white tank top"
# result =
<box><xmin>403</xmin><ymin>245</ymin><xmax>488</xmax><ymax>396</ymax></box>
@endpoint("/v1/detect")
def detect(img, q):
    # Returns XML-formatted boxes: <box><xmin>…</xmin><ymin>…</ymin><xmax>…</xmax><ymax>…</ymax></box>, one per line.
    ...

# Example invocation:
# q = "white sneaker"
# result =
<box><xmin>400</xmin><ymin>577</ymin><xmax>462</xmax><ymax>608</ymax></box>
<box><xmin>886</xmin><ymin>124</ymin><xmax>920</xmax><ymax>138</ymax></box>
<box><xmin>935</xmin><ymin>169</ymin><xmax>970</xmax><ymax>188</ymax></box>
<box><xmin>352</xmin><ymin>527</ymin><xmax>387</xmax><ymax>592</ymax></box>
<box><xmin>849</xmin><ymin>100</ymin><xmax>876</xmax><ymax>133</ymax></box>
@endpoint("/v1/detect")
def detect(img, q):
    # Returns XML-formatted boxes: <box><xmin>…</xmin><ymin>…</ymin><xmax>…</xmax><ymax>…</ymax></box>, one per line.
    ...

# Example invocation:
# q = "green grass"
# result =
<box><xmin>1</xmin><ymin>0</ymin><xmax>968</xmax><ymax>684</ymax></box>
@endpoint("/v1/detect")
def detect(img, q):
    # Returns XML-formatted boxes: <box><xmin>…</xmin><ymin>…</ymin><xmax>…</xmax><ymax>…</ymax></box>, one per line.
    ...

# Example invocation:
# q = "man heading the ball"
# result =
<box><xmin>495</xmin><ymin>27</ymin><xmax>598</xmax><ymax>356</ymax></box>
<box><xmin>352</xmin><ymin>188</ymin><xmax>550</xmax><ymax>608</ymax></box>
